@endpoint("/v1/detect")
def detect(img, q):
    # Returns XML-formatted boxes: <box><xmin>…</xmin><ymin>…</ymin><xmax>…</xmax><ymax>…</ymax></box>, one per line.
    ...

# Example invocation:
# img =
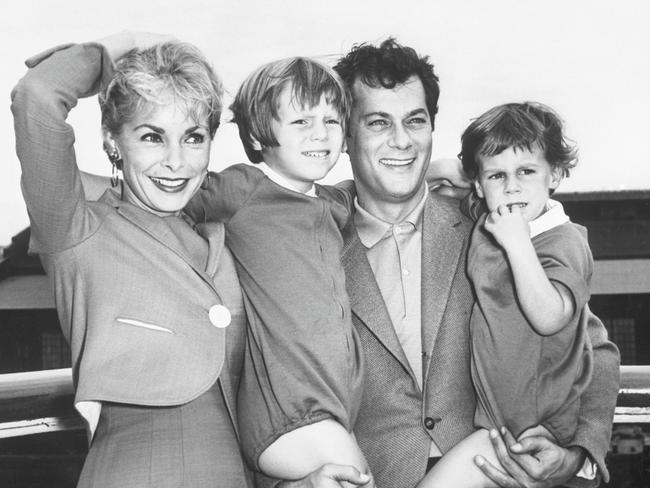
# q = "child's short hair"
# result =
<box><xmin>459</xmin><ymin>102</ymin><xmax>578</xmax><ymax>179</ymax></box>
<box><xmin>231</xmin><ymin>57</ymin><xmax>350</xmax><ymax>164</ymax></box>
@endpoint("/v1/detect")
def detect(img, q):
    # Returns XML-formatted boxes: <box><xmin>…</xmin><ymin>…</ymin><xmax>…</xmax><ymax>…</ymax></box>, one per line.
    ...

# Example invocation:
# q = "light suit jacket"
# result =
<box><xmin>342</xmin><ymin>188</ymin><xmax>619</xmax><ymax>488</ymax></box>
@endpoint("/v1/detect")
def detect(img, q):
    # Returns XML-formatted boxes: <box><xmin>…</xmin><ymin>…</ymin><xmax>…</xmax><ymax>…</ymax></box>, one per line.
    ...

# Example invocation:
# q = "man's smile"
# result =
<box><xmin>379</xmin><ymin>157</ymin><xmax>415</xmax><ymax>167</ymax></box>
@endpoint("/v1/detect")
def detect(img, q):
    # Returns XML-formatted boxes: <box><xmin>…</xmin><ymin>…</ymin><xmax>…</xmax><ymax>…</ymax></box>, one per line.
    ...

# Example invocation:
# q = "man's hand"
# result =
<box><xmin>474</xmin><ymin>428</ymin><xmax>586</xmax><ymax>488</ymax></box>
<box><xmin>277</xmin><ymin>464</ymin><xmax>372</xmax><ymax>488</ymax></box>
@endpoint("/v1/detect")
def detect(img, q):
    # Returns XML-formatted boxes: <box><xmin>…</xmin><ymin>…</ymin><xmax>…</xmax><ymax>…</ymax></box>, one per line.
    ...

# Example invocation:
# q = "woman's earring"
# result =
<box><xmin>110</xmin><ymin>162</ymin><xmax>120</xmax><ymax>188</ymax></box>
<box><xmin>106</xmin><ymin>147</ymin><xmax>122</xmax><ymax>188</ymax></box>
<box><xmin>200</xmin><ymin>170</ymin><xmax>211</xmax><ymax>190</ymax></box>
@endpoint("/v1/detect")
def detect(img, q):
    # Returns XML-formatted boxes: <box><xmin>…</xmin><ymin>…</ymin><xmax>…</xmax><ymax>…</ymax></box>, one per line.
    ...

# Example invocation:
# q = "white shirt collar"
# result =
<box><xmin>529</xmin><ymin>199</ymin><xmax>570</xmax><ymax>238</ymax></box>
<box><xmin>257</xmin><ymin>162</ymin><xmax>317</xmax><ymax>197</ymax></box>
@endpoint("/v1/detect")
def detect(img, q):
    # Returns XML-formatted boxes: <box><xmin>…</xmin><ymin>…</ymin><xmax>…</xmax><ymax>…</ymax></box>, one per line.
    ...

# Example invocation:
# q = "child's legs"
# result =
<box><xmin>417</xmin><ymin>429</ymin><xmax>500</xmax><ymax>488</ymax></box>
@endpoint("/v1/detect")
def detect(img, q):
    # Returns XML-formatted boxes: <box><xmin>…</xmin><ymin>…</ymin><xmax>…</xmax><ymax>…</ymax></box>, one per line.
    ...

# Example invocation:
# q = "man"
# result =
<box><xmin>314</xmin><ymin>38</ymin><xmax>618</xmax><ymax>488</ymax></box>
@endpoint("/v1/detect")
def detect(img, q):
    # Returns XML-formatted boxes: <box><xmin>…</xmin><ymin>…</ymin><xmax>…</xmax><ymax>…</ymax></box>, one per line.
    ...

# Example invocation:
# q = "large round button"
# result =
<box><xmin>209</xmin><ymin>304</ymin><xmax>231</xmax><ymax>328</ymax></box>
<box><xmin>424</xmin><ymin>417</ymin><xmax>435</xmax><ymax>430</ymax></box>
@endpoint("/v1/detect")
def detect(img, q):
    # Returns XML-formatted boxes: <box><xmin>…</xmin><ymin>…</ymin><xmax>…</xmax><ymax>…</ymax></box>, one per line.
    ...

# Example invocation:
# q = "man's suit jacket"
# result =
<box><xmin>342</xmin><ymin>188</ymin><xmax>619</xmax><ymax>488</ymax></box>
<box><xmin>342</xmin><ymin>190</ymin><xmax>475</xmax><ymax>488</ymax></box>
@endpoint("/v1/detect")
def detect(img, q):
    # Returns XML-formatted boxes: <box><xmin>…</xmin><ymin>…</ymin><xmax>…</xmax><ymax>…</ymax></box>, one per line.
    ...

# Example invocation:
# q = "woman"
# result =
<box><xmin>11</xmin><ymin>31</ymin><xmax>250</xmax><ymax>487</ymax></box>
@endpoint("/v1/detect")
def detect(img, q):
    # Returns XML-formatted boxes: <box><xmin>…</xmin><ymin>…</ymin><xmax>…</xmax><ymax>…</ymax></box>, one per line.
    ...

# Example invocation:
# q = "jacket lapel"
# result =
<box><xmin>420</xmin><ymin>194</ymin><xmax>466</xmax><ymax>378</ymax></box>
<box><xmin>342</xmin><ymin>220</ymin><xmax>412</xmax><ymax>373</ymax></box>
<box><xmin>108</xmin><ymin>194</ymin><xmax>221</xmax><ymax>295</ymax></box>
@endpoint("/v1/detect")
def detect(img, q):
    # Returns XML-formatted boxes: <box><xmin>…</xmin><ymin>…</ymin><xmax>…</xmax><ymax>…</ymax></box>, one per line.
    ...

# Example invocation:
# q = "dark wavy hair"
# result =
<box><xmin>333</xmin><ymin>38</ymin><xmax>440</xmax><ymax>129</ymax></box>
<box><xmin>459</xmin><ymin>102</ymin><xmax>578</xmax><ymax>180</ymax></box>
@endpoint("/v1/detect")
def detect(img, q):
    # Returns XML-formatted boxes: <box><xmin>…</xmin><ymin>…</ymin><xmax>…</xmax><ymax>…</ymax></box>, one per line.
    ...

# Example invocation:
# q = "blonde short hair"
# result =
<box><xmin>100</xmin><ymin>42</ymin><xmax>223</xmax><ymax>139</ymax></box>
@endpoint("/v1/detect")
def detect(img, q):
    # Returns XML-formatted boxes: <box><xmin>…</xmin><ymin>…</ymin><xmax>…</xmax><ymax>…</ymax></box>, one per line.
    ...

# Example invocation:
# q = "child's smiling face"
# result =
<box><xmin>475</xmin><ymin>145</ymin><xmax>562</xmax><ymax>222</ymax></box>
<box><xmin>255</xmin><ymin>84</ymin><xmax>345</xmax><ymax>193</ymax></box>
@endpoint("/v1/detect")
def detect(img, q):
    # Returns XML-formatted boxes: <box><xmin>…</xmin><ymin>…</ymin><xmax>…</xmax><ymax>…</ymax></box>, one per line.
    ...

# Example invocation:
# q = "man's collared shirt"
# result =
<box><xmin>354</xmin><ymin>188</ymin><xmax>427</xmax><ymax>390</ymax></box>
<box><xmin>354</xmin><ymin>186</ymin><xmax>440</xmax><ymax>458</ymax></box>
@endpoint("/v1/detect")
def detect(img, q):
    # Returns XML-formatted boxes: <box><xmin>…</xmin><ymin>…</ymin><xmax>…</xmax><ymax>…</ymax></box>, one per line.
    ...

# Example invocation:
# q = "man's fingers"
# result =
<box><xmin>511</xmin><ymin>434</ymin><xmax>546</xmax><ymax>454</ymax></box>
<box><xmin>474</xmin><ymin>455</ymin><xmax>521</xmax><ymax>488</ymax></box>
<box><xmin>489</xmin><ymin>429</ymin><xmax>530</xmax><ymax>477</ymax></box>
<box><xmin>500</xmin><ymin>427</ymin><xmax>520</xmax><ymax>449</ymax></box>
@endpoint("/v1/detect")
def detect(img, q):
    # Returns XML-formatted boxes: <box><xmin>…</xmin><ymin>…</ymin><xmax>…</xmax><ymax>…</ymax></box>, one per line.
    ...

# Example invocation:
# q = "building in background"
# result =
<box><xmin>559</xmin><ymin>191</ymin><xmax>650</xmax><ymax>367</ymax></box>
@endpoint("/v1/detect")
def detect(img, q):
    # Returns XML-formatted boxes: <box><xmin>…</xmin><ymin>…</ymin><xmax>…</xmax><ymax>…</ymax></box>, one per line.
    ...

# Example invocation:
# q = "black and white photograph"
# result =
<box><xmin>0</xmin><ymin>1</ymin><xmax>648</xmax><ymax>486</ymax></box>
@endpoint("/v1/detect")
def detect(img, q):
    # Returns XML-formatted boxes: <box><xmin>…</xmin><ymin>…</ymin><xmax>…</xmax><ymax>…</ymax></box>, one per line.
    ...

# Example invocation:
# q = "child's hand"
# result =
<box><xmin>483</xmin><ymin>204</ymin><xmax>530</xmax><ymax>251</ymax></box>
<box><xmin>426</xmin><ymin>158</ymin><xmax>472</xmax><ymax>199</ymax></box>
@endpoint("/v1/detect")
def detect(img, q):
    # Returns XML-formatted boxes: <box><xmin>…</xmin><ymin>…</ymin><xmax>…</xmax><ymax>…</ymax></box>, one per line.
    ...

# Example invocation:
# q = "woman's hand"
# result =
<box><xmin>474</xmin><ymin>428</ymin><xmax>586</xmax><ymax>487</ymax></box>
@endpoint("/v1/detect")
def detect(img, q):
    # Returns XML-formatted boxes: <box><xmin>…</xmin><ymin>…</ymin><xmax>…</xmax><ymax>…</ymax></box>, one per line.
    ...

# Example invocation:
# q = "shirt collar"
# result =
<box><xmin>257</xmin><ymin>162</ymin><xmax>317</xmax><ymax>197</ymax></box>
<box><xmin>354</xmin><ymin>183</ymin><xmax>428</xmax><ymax>249</ymax></box>
<box><xmin>529</xmin><ymin>199</ymin><xmax>570</xmax><ymax>238</ymax></box>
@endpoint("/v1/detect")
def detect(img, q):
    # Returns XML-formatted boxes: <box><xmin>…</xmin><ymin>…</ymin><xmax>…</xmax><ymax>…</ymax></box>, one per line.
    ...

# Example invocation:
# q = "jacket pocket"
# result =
<box><xmin>115</xmin><ymin>317</ymin><xmax>175</xmax><ymax>334</ymax></box>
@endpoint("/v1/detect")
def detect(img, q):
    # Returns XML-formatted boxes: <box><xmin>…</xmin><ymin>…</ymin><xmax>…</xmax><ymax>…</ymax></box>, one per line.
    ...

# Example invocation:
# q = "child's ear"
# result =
<box><xmin>474</xmin><ymin>180</ymin><xmax>484</xmax><ymax>198</ymax></box>
<box><xmin>549</xmin><ymin>166</ymin><xmax>563</xmax><ymax>191</ymax></box>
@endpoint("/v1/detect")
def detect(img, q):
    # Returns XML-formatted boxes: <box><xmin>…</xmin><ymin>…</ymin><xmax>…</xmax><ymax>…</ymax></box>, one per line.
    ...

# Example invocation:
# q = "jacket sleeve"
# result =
<box><xmin>184</xmin><ymin>164</ymin><xmax>258</xmax><ymax>224</ymax></box>
<box><xmin>566</xmin><ymin>305</ymin><xmax>620</xmax><ymax>486</ymax></box>
<box><xmin>11</xmin><ymin>43</ymin><xmax>113</xmax><ymax>253</ymax></box>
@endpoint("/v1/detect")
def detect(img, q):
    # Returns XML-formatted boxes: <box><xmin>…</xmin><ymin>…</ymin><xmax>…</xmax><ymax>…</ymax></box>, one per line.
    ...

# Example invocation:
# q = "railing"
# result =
<box><xmin>613</xmin><ymin>365</ymin><xmax>650</xmax><ymax>423</ymax></box>
<box><xmin>0</xmin><ymin>368</ymin><xmax>82</xmax><ymax>438</ymax></box>
<box><xmin>1</xmin><ymin>366</ymin><xmax>649</xmax><ymax>438</ymax></box>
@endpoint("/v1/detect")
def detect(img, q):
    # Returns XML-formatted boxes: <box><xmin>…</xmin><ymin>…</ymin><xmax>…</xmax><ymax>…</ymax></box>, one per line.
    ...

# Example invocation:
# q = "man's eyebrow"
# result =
<box><xmin>363</xmin><ymin>108</ymin><xmax>429</xmax><ymax>119</ymax></box>
<box><xmin>406</xmin><ymin>108</ymin><xmax>429</xmax><ymax>118</ymax></box>
<box><xmin>363</xmin><ymin>111</ymin><xmax>391</xmax><ymax>118</ymax></box>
